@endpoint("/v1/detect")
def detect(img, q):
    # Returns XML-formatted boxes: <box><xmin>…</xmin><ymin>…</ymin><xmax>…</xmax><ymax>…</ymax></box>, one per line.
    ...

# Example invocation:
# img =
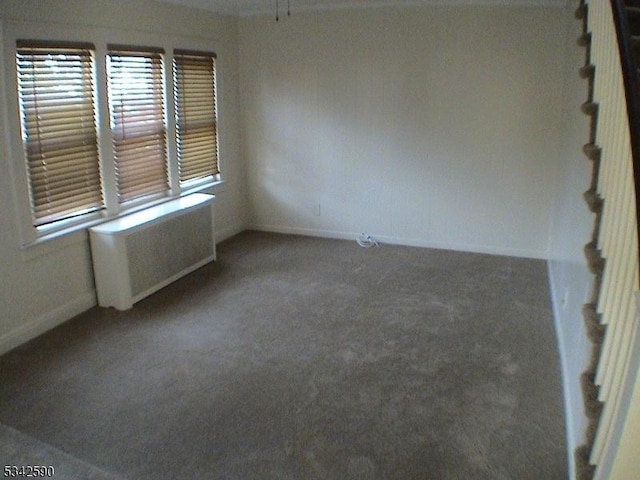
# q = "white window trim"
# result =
<box><xmin>2</xmin><ymin>20</ymin><xmax>225</xmax><ymax>252</ymax></box>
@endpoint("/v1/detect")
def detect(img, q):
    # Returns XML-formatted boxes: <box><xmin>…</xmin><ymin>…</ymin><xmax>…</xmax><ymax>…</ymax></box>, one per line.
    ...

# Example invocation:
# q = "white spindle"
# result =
<box><xmin>583</xmin><ymin>1</ymin><xmax>640</xmax><ymax>478</ymax></box>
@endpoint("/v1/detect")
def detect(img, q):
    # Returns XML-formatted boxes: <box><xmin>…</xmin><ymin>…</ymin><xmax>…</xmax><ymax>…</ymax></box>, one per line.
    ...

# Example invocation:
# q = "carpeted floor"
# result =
<box><xmin>0</xmin><ymin>231</ymin><xmax>567</xmax><ymax>479</ymax></box>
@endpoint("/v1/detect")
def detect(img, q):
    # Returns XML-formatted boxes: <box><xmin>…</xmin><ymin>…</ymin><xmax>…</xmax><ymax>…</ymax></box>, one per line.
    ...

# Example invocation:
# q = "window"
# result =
<box><xmin>107</xmin><ymin>46</ymin><xmax>168</xmax><ymax>203</ymax></box>
<box><xmin>11</xmin><ymin>35</ymin><xmax>221</xmax><ymax>243</ymax></box>
<box><xmin>173</xmin><ymin>50</ymin><xmax>219</xmax><ymax>185</ymax></box>
<box><xmin>16</xmin><ymin>41</ymin><xmax>103</xmax><ymax>227</ymax></box>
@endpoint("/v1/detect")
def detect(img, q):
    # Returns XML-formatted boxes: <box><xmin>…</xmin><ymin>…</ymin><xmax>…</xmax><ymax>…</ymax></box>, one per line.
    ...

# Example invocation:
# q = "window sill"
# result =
<box><xmin>20</xmin><ymin>179</ymin><xmax>225</xmax><ymax>261</ymax></box>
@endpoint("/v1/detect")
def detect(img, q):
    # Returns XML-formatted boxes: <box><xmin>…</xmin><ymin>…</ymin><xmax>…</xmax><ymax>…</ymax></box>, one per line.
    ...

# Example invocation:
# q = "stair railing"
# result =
<box><xmin>576</xmin><ymin>1</ymin><xmax>640</xmax><ymax>479</ymax></box>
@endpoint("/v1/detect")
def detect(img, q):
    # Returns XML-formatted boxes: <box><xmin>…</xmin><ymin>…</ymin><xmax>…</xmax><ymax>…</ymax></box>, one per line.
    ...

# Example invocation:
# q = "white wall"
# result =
<box><xmin>0</xmin><ymin>0</ymin><xmax>246</xmax><ymax>354</ymax></box>
<box><xmin>239</xmin><ymin>5</ymin><xmax>566</xmax><ymax>258</ymax></box>
<box><xmin>547</xmin><ymin>2</ymin><xmax>596</xmax><ymax>477</ymax></box>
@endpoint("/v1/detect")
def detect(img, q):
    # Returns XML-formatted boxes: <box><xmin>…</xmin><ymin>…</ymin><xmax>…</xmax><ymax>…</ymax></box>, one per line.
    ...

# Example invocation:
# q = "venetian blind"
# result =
<box><xmin>16</xmin><ymin>41</ymin><xmax>103</xmax><ymax>227</ymax></box>
<box><xmin>173</xmin><ymin>50</ymin><xmax>219</xmax><ymax>184</ymax></box>
<box><xmin>107</xmin><ymin>46</ymin><xmax>168</xmax><ymax>203</ymax></box>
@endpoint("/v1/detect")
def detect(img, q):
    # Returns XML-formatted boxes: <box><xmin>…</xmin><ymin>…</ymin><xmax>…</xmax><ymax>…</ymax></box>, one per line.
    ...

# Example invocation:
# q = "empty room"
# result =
<box><xmin>0</xmin><ymin>0</ymin><xmax>638</xmax><ymax>479</ymax></box>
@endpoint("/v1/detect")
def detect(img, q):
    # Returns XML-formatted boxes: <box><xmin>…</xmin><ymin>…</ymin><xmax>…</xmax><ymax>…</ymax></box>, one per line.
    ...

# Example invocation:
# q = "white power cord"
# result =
<box><xmin>356</xmin><ymin>233</ymin><xmax>379</xmax><ymax>248</ymax></box>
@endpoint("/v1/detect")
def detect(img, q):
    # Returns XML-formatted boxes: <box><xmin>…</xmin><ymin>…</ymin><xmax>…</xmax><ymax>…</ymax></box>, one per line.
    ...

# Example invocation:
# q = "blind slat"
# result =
<box><xmin>30</xmin><ymin>160</ymin><xmax>102</xmax><ymax>182</ymax></box>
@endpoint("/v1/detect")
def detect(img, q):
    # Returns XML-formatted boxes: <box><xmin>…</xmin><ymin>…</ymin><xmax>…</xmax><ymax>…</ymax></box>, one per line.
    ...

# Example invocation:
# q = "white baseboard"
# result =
<box><xmin>247</xmin><ymin>223</ymin><xmax>547</xmax><ymax>259</ymax></box>
<box><xmin>547</xmin><ymin>260</ymin><xmax>577</xmax><ymax>480</ymax></box>
<box><xmin>0</xmin><ymin>292</ymin><xmax>96</xmax><ymax>356</ymax></box>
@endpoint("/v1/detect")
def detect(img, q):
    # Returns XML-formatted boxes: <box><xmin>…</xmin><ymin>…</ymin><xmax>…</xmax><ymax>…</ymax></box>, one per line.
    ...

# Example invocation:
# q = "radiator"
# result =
<box><xmin>89</xmin><ymin>193</ymin><xmax>216</xmax><ymax>310</ymax></box>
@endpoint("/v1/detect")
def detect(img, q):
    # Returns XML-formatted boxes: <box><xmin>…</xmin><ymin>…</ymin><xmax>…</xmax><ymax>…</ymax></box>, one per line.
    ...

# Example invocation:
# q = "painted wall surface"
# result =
<box><xmin>0</xmin><ymin>0</ymin><xmax>245</xmax><ymax>353</ymax></box>
<box><xmin>239</xmin><ymin>5</ymin><xmax>566</xmax><ymax>258</ymax></box>
<box><xmin>547</xmin><ymin>2</ymin><xmax>596</xmax><ymax>477</ymax></box>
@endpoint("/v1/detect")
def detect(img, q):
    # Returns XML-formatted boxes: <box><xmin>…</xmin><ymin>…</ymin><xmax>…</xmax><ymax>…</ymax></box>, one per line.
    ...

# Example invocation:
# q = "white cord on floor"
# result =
<box><xmin>356</xmin><ymin>233</ymin><xmax>379</xmax><ymax>248</ymax></box>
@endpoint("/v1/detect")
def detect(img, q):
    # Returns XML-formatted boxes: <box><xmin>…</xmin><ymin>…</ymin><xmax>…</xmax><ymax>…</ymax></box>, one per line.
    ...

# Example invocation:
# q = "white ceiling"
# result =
<box><xmin>155</xmin><ymin>0</ymin><xmax>567</xmax><ymax>17</ymax></box>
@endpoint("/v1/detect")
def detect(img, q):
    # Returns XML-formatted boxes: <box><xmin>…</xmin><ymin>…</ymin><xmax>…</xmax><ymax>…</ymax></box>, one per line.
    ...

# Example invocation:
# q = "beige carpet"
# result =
<box><xmin>0</xmin><ymin>231</ymin><xmax>567</xmax><ymax>479</ymax></box>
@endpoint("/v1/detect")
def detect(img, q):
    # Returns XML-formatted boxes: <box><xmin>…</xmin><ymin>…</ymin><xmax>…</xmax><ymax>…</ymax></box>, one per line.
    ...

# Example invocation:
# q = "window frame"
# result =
<box><xmin>107</xmin><ymin>45</ymin><xmax>170</xmax><ymax>205</ymax></box>
<box><xmin>16</xmin><ymin>40</ymin><xmax>104</xmax><ymax>228</ymax></box>
<box><xmin>2</xmin><ymin>21</ymin><xmax>223</xmax><ymax>249</ymax></box>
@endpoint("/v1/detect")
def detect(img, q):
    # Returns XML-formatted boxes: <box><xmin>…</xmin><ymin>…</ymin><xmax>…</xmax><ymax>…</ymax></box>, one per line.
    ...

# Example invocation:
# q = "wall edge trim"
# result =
<box><xmin>0</xmin><ymin>292</ymin><xmax>96</xmax><ymax>356</ymax></box>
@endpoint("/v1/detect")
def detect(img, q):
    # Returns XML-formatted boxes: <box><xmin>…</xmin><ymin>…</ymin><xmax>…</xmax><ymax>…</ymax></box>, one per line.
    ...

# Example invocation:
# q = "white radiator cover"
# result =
<box><xmin>89</xmin><ymin>193</ymin><xmax>216</xmax><ymax>310</ymax></box>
